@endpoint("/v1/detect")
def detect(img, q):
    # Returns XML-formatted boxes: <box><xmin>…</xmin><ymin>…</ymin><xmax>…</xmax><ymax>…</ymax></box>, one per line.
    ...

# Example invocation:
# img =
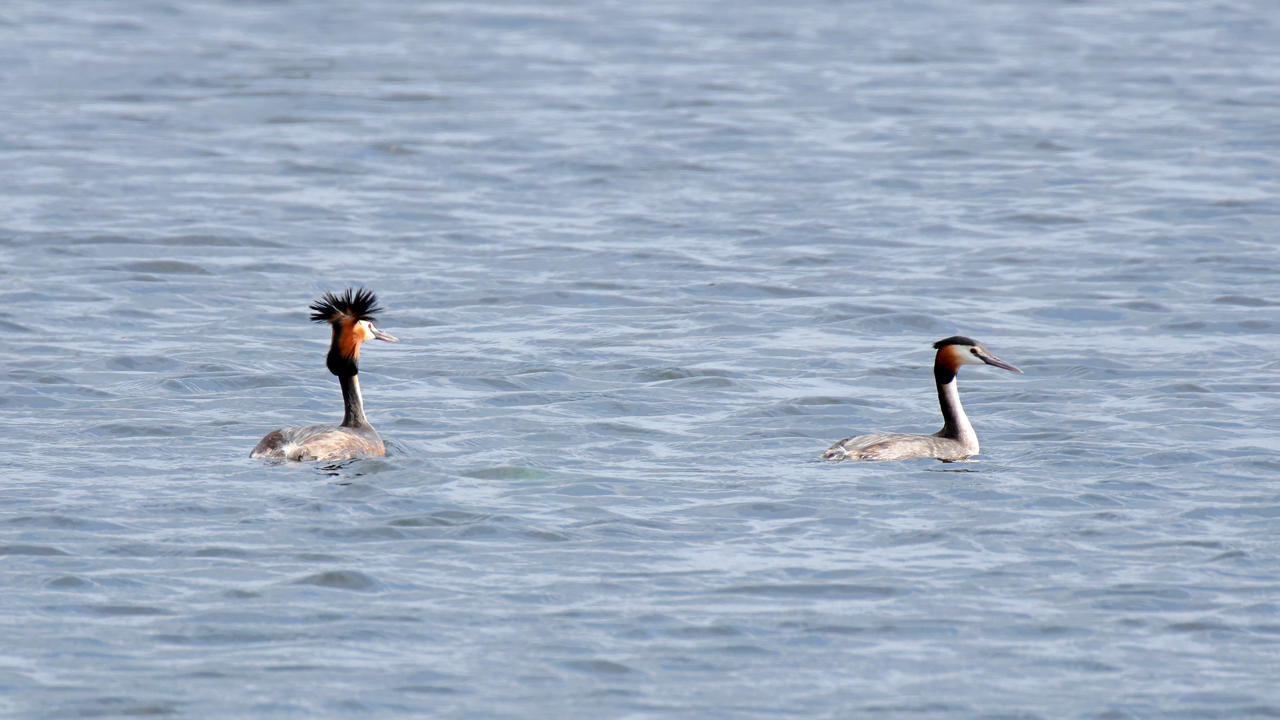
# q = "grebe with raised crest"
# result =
<box><xmin>251</xmin><ymin>288</ymin><xmax>398</xmax><ymax>462</ymax></box>
<box><xmin>823</xmin><ymin>336</ymin><xmax>1021</xmax><ymax>462</ymax></box>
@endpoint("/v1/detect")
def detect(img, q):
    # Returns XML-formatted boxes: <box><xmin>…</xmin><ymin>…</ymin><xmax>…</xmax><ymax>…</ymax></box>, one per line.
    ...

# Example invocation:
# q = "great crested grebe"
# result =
<box><xmin>251</xmin><ymin>288</ymin><xmax>398</xmax><ymax>462</ymax></box>
<box><xmin>823</xmin><ymin>336</ymin><xmax>1021</xmax><ymax>462</ymax></box>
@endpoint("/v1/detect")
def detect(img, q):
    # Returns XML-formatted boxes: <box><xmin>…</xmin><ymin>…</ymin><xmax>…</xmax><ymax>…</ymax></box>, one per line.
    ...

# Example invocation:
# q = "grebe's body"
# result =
<box><xmin>251</xmin><ymin>288</ymin><xmax>398</xmax><ymax>462</ymax></box>
<box><xmin>250</xmin><ymin>374</ymin><xmax>387</xmax><ymax>461</ymax></box>
<box><xmin>823</xmin><ymin>336</ymin><xmax>1021</xmax><ymax>462</ymax></box>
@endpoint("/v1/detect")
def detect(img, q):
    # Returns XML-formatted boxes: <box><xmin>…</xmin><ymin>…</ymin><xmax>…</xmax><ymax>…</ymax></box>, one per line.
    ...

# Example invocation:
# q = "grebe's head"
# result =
<box><xmin>309</xmin><ymin>288</ymin><xmax>398</xmax><ymax>376</ymax></box>
<box><xmin>932</xmin><ymin>336</ymin><xmax>1021</xmax><ymax>374</ymax></box>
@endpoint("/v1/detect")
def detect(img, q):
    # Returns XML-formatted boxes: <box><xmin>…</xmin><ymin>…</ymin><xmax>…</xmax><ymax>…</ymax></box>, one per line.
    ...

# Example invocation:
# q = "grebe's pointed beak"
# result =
<box><xmin>979</xmin><ymin>351</ymin><xmax>1021</xmax><ymax>373</ymax></box>
<box><xmin>371</xmin><ymin>326</ymin><xmax>398</xmax><ymax>343</ymax></box>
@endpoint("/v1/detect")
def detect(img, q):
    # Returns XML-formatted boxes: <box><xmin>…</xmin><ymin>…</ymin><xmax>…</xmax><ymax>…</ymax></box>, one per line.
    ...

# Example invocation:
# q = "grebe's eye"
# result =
<box><xmin>970</xmin><ymin>347</ymin><xmax>979</xmax><ymax>355</ymax></box>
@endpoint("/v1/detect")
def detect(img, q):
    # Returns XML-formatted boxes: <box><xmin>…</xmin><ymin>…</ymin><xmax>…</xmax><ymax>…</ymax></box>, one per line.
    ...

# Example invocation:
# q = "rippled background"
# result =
<box><xmin>3</xmin><ymin>1</ymin><xmax>1280</xmax><ymax>717</ymax></box>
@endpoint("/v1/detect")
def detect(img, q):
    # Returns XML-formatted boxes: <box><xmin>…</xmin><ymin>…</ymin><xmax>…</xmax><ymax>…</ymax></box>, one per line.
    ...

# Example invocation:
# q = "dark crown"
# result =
<box><xmin>933</xmin><ymin>335</ymin><xmax>978</xmax><ymax>349</ymax></box>
<box><xmin>309</xmin><ymin>288</ymin><xmax>384</xmax><ymax>324</ymax></box>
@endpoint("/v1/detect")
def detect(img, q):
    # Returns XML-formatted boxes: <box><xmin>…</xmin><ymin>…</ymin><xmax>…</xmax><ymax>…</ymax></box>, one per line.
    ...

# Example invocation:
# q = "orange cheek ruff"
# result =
<box><xmin>338</xmin><ymin>318</ymin><xmax>363</xmax><ymax>359</ymax></box>
<box><xmin>936</xmin><ymin>344</ymin><xmax>968</xmax><ymax>371</ymax></box>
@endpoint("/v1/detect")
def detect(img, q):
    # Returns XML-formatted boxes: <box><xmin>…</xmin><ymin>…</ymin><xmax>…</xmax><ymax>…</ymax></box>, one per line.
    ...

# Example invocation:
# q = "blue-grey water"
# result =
<box><xmin>3</xmin><ymin>1</ymin><xmax>1280</xmax><ymax>717</ymax></box>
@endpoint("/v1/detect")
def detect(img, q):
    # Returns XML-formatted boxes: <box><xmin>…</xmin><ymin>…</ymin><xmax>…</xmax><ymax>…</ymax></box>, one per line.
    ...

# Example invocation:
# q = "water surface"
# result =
<box><xmin>2</xmin><ymin>1</ymin><xmax>1280</xmax><ymax>718</ymax></box>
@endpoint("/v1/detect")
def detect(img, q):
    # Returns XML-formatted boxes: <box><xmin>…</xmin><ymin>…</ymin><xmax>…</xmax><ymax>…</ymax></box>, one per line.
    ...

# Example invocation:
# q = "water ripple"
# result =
<box><xmin>2</xmin><ymin>1</ymin><xmax>1279</xmax><ymax>718</ymax></box>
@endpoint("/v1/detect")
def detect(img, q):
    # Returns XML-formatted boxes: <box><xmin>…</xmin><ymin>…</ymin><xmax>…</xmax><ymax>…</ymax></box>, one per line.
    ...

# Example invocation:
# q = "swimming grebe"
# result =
<box><xmin>251</xmin><ymin>288</ymin><xmax>398</xmax><ymax>462</ymax></box>
<box><xmin>823</xmin><ymin>336</ymin><xmax>1021</xmax><ymax>462</ymax></box>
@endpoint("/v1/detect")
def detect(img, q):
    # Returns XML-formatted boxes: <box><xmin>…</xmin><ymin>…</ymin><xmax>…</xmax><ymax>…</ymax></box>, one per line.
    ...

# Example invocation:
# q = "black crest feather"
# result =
<box><xmin>309</xmin><ymin>288</ymin><xmax>384</xmax><ymax>324</ymax></box>
<box><xmin>933</xmin><ymin>335</ymin><xmax>978</xmax><ymax>349</ymax></box>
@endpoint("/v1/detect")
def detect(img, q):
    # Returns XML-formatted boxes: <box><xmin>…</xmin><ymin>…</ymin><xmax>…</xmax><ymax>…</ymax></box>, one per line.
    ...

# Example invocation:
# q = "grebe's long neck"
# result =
<box><xmin>933</xmin><ymin>362</ymin><xmax>977</xmax><ymax>451</ymax></box>
<box><xmin>339</xmin><ymin>374</ymin><xmax>370</xmax><ymax>429</ymax></box>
